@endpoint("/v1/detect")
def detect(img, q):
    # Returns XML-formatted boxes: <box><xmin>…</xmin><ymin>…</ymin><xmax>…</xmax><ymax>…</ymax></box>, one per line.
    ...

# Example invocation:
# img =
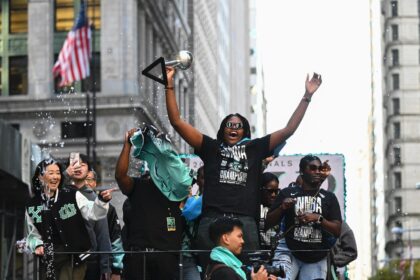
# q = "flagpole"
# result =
<box><xmin>91</xmin><ymin>0</ymin><xmax>97</xmax><ymax>169</ymax></box>
<box><xmin>86</xmin><ymin>90</ymin><xmax>91</xmax><ymax>158</ymax></box>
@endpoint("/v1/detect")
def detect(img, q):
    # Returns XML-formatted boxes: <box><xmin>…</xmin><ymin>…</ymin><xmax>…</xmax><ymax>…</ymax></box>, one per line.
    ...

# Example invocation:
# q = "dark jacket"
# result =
<box><xmin>205</xmin><ymin>260</ymin><xmax>248</xmax><ymax>280</ymax></box>
<box><xmin>327</xmin><ymin>221</ymin><xmax>358</xmax><ymax>280</ymax></box>
<box><xmin>26</xmin><ymin>188</ymin><xmax>91</xmax><ymax>255</ymax></box>
<box><xmin>331</xmin><ymin>221</ymin><xmax>357</xmax><ymax>267</ymax></box>
<box><xmin>67</xmin><ymin>185</ymin><xmax>112</xmax><ymax>275</ymax></box>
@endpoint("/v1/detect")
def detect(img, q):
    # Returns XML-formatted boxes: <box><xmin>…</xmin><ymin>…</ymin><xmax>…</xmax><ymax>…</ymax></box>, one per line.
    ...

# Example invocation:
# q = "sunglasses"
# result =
<box><xmin>262</xmin><ymin>188</ymin><xmax>280</xmax><ymax>195</ymax></box>
<box><xmin>307</xmin><ymin>164</ymin><xmax>324</xmax><ymax>172</ymax></box>
<box><xmin>226</xmin><ymin>122</ymin><xmax>243</xmax><ymax>129</ymax></box>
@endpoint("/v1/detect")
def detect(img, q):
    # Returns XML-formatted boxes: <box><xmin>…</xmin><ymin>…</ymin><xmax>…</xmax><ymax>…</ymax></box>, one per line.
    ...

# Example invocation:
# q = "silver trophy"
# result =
<box><xmin>142</xmin><ymin>50</ymin><xmax>193</xmax><ymax>86</ymax></box>
<box><xmin>165</xmin><ymin>50</ymin><xmax>194</xmax><ymax>70</ymax></box>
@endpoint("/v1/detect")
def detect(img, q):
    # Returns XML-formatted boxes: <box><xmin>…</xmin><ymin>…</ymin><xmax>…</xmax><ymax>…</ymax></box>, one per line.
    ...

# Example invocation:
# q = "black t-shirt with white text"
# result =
<box><xmin>269</xmin><ymin>185</ymin><xmax>342</xmax><ymax>263</ymax></box>
<box><xmin>196</xmin><ymin>135</ymin><xmax>271</xmax><ymax>219</ymax></box>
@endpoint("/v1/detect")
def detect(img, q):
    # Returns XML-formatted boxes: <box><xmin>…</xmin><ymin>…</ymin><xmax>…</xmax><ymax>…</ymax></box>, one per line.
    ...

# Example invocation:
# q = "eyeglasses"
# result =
<box><xmin>226</xmin><ymin>122</ymin><xmax>243</xmax><ymax>129</ymax></box>
<box><xmin>262</xmin><ymin>188</ymin><xmax>280</xmax><ymax>195</ymax></box>
<box><xmin>307</xmin><ymin>164</ymin><xmax>323</xmax><ymax>172</ymax></box>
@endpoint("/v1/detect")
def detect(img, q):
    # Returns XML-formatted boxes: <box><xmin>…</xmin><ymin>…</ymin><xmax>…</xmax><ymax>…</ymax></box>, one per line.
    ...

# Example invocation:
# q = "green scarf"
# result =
<box><xmin>210</xmin><ymin>246</ymin><xmax>246</xmax><ymax>280</ymax></box>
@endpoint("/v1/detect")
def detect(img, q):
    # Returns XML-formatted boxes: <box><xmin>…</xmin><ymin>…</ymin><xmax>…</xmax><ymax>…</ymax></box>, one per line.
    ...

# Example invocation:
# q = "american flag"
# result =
<box><xmin>53</xmin><ymin>1</ymin><xmax>91</xmax><ymax>87</ymax></box>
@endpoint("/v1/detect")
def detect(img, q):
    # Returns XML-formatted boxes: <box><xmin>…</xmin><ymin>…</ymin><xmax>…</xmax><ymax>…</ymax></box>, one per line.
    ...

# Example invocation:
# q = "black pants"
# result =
<box><xmin>39</xmin><ymin>253</ymin><xmax>87</xmax><ymax>280</ymax></box>
<box><xmin>123</xmin><ymin>251</ymin><xmax>179</xmax><ymax>280</ymax></box>
<box><xmin>84</xmin><ymin>257</ymin><xmax>100</xmax><ymax>280</ymax></box>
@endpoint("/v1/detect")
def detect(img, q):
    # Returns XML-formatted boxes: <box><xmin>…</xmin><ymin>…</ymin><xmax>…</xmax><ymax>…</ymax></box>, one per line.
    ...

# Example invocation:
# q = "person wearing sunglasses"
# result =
<box><xmin>259</xmin><ymin>172</ymin><xmax>280</xmax><ymax>250</ymax></box>
<box><xmin>265</xmin><ymin>155</ymin><xmax>342</xmax><ymax>280</ymax></box>
<box><xmin>164</xmin><ymin>67</ymin><xmax>322</xmax><ymax>268</ymax></box>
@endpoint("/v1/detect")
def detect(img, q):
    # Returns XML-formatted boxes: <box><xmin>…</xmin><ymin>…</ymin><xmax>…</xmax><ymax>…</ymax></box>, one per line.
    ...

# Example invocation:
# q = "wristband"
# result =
<box><xmin>302</xmin><ymin>96</ymin><xmax>311</xmax><ymax>103</ymax></box>
<box><xmin>165</xmin><ymin>86</ymin><xmax>174</xmax><ymax>90</ymax></box>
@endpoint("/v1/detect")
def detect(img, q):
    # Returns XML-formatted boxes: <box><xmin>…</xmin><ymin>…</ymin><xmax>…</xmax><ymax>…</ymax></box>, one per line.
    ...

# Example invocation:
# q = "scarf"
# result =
<box><xmin>210</xmin><ymin>246</ymin><xmax>246</xmax><ymax>280</ymax></box>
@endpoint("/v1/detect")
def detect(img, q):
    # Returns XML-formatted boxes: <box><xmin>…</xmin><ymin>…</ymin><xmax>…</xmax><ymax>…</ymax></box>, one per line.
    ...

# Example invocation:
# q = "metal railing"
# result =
<box><xmin>31</xmin><ymin>248</ymin><xmax>332</xmax><ymax>280</ymax></box>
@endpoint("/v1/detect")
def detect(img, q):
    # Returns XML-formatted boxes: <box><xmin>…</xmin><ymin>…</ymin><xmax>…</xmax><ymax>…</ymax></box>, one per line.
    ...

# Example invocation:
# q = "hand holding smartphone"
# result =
<box><xmin>69</xmin><ymin>152</ymin><xmax>80</xmax><ymax>167</ymax></box>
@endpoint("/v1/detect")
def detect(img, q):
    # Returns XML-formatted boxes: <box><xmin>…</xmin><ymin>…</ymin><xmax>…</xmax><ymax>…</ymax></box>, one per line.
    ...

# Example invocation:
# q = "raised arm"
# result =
<box><xmin>115</xmin><ymin>129</ymin><xmax>135</xmax><ymax>195</ymax></box>
<box><xmin>165</xmin><ymin>67</ymin><xmax>203</xmax><ymax>150</ymax></box>
<box><xmin>269</xmin><ymin>73</ymin><xmax>322</xmax><ymax>151</ymax></box>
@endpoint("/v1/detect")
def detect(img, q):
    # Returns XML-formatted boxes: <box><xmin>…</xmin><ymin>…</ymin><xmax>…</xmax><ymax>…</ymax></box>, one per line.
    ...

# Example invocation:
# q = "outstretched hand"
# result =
<box><xmin>99</xmin><ymin>187</ymin><xmax>118</xmax><ymax>202</ymax></box>
<box><xmin>320</xmin><ymin>160</ymin><xmax>331</xmax><ymax>181</ymax></box>
<box><xmin>305</xmin><ymin>72</ymin><xmax>322</xmax><ymax>95</ymax></box>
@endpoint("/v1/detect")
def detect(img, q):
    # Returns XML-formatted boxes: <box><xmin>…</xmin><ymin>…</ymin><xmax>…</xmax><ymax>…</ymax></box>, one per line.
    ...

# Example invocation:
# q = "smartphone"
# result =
<box><xmin>69</xmin><ymin>152</ymin><xmax>80</xmax><ymax>167</ymax></box>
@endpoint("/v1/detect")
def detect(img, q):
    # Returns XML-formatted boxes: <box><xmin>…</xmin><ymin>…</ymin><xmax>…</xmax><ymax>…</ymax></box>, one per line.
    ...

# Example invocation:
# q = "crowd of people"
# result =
<box><xmin>24</xmin><ymin>69</ymin><xmax>357</xmax><ymax>280</ymax></box>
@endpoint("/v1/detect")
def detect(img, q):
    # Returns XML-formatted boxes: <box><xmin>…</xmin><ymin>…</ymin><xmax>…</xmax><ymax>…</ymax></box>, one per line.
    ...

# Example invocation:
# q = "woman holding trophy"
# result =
<box><xmin>164</xmin><ymin>65</ymin><xmax>322</xmax><ymax>269</ymax></box>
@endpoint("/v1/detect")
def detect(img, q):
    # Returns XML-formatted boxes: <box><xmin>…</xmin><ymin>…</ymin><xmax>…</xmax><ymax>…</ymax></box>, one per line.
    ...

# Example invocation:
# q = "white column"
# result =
<box><xmin>101</xmin><ymin>0</ymin><xmax>138</xmax><ymax>95</ymax></box>
<box><xmin>28</xmin><ymin>0</ymin><xmax>53</xmax><ymax>98</ymax></box>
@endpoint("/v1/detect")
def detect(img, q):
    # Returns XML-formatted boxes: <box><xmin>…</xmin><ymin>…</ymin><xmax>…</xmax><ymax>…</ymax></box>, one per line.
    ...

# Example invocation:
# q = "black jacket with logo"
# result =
<box><xmin>26</xmin><ymin>188</ymin><xmax>91</xmax><ymax>253</ymax></box>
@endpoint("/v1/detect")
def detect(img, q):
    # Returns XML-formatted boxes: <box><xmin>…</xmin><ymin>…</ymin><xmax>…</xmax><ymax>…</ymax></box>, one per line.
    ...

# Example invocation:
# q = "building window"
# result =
<box><xmin>391</xmin><ymin>1</ymin><xmax>398</xmax><ymax>17</ymax></box>
<box><xmin>82</xmin><ymin>52</ymin><xmax>101</xmax><ymax>92</ymax></box>
<box><xmin>393</xmin><ymin>122</ymin><xmax>400</xmax><ymax>139</ymax></box>
<box><xmin>394</xmin><ymin>172</ymin><xmax>402</xmax><ymax>189</ymax></box>
<box><xmin>393</xmin><ymin>146</ymin><xmax>401</xmax><ymax>165</ymax></box>
<box><xmin>394</xmin><ymin>196</ymin><xmax>402</xmax><ymax>214</ymax></box>
<box><xmin>10</xmin><ymin>123</ymin><xmax>20</xmax><ymax>131</ymax></box>
<box><xmin>61</xmin><ymin>121</ymin><xmax>92</xmax><ymax>139</ymax></box>
<box><xmin>9</xmin><ymin>0</ymin><xmax>28</xmax><ymax>33</ymax></box>
<box><xmin>55</xmin><ymin>0</ymin><xmax>75</xmax><ymax>32</ymax></box>
<box><xmin>55</xmin><ymin>0</ymin><xmax>100</xmax><ymax>31</ymax></box>
<box><xmin>391</xmin><ymin>24</ymin><xmax>398</xmax><ymax>41</ymax></box>
<box><xmin>392</xmin><ymin>98</ymin><xmax>400</xmax><ymax>114</ymax></box>
<box><xmin>87</xmin><ymin>0</ymin><xmax>101</xmax><ymax>30</ymax></box>
<box><xmin>392</xmin><ymin>73</ymin><xmax>400</xmax><ymax>90</ymax></box>
<box><xmin>391</xmin><ymin>49</ymin><xmax>399</xmax><ymax>66</ymax></box>
<box><xmin>9</xmin><ymin>56</ymin><xmax>28</xmax><ymax>95</ymax></box>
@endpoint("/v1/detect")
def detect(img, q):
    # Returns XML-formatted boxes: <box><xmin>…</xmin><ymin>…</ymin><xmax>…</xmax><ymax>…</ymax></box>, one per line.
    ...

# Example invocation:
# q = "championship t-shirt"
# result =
<box><xmin>269</xmin><ymin>185</ymin><xmax>342</xmax><ymax>263</ymax></box>
<box><xmin>196</xmin><ymin>134</ymin><xmax>271</xmax><ymax>218</ymax></box>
